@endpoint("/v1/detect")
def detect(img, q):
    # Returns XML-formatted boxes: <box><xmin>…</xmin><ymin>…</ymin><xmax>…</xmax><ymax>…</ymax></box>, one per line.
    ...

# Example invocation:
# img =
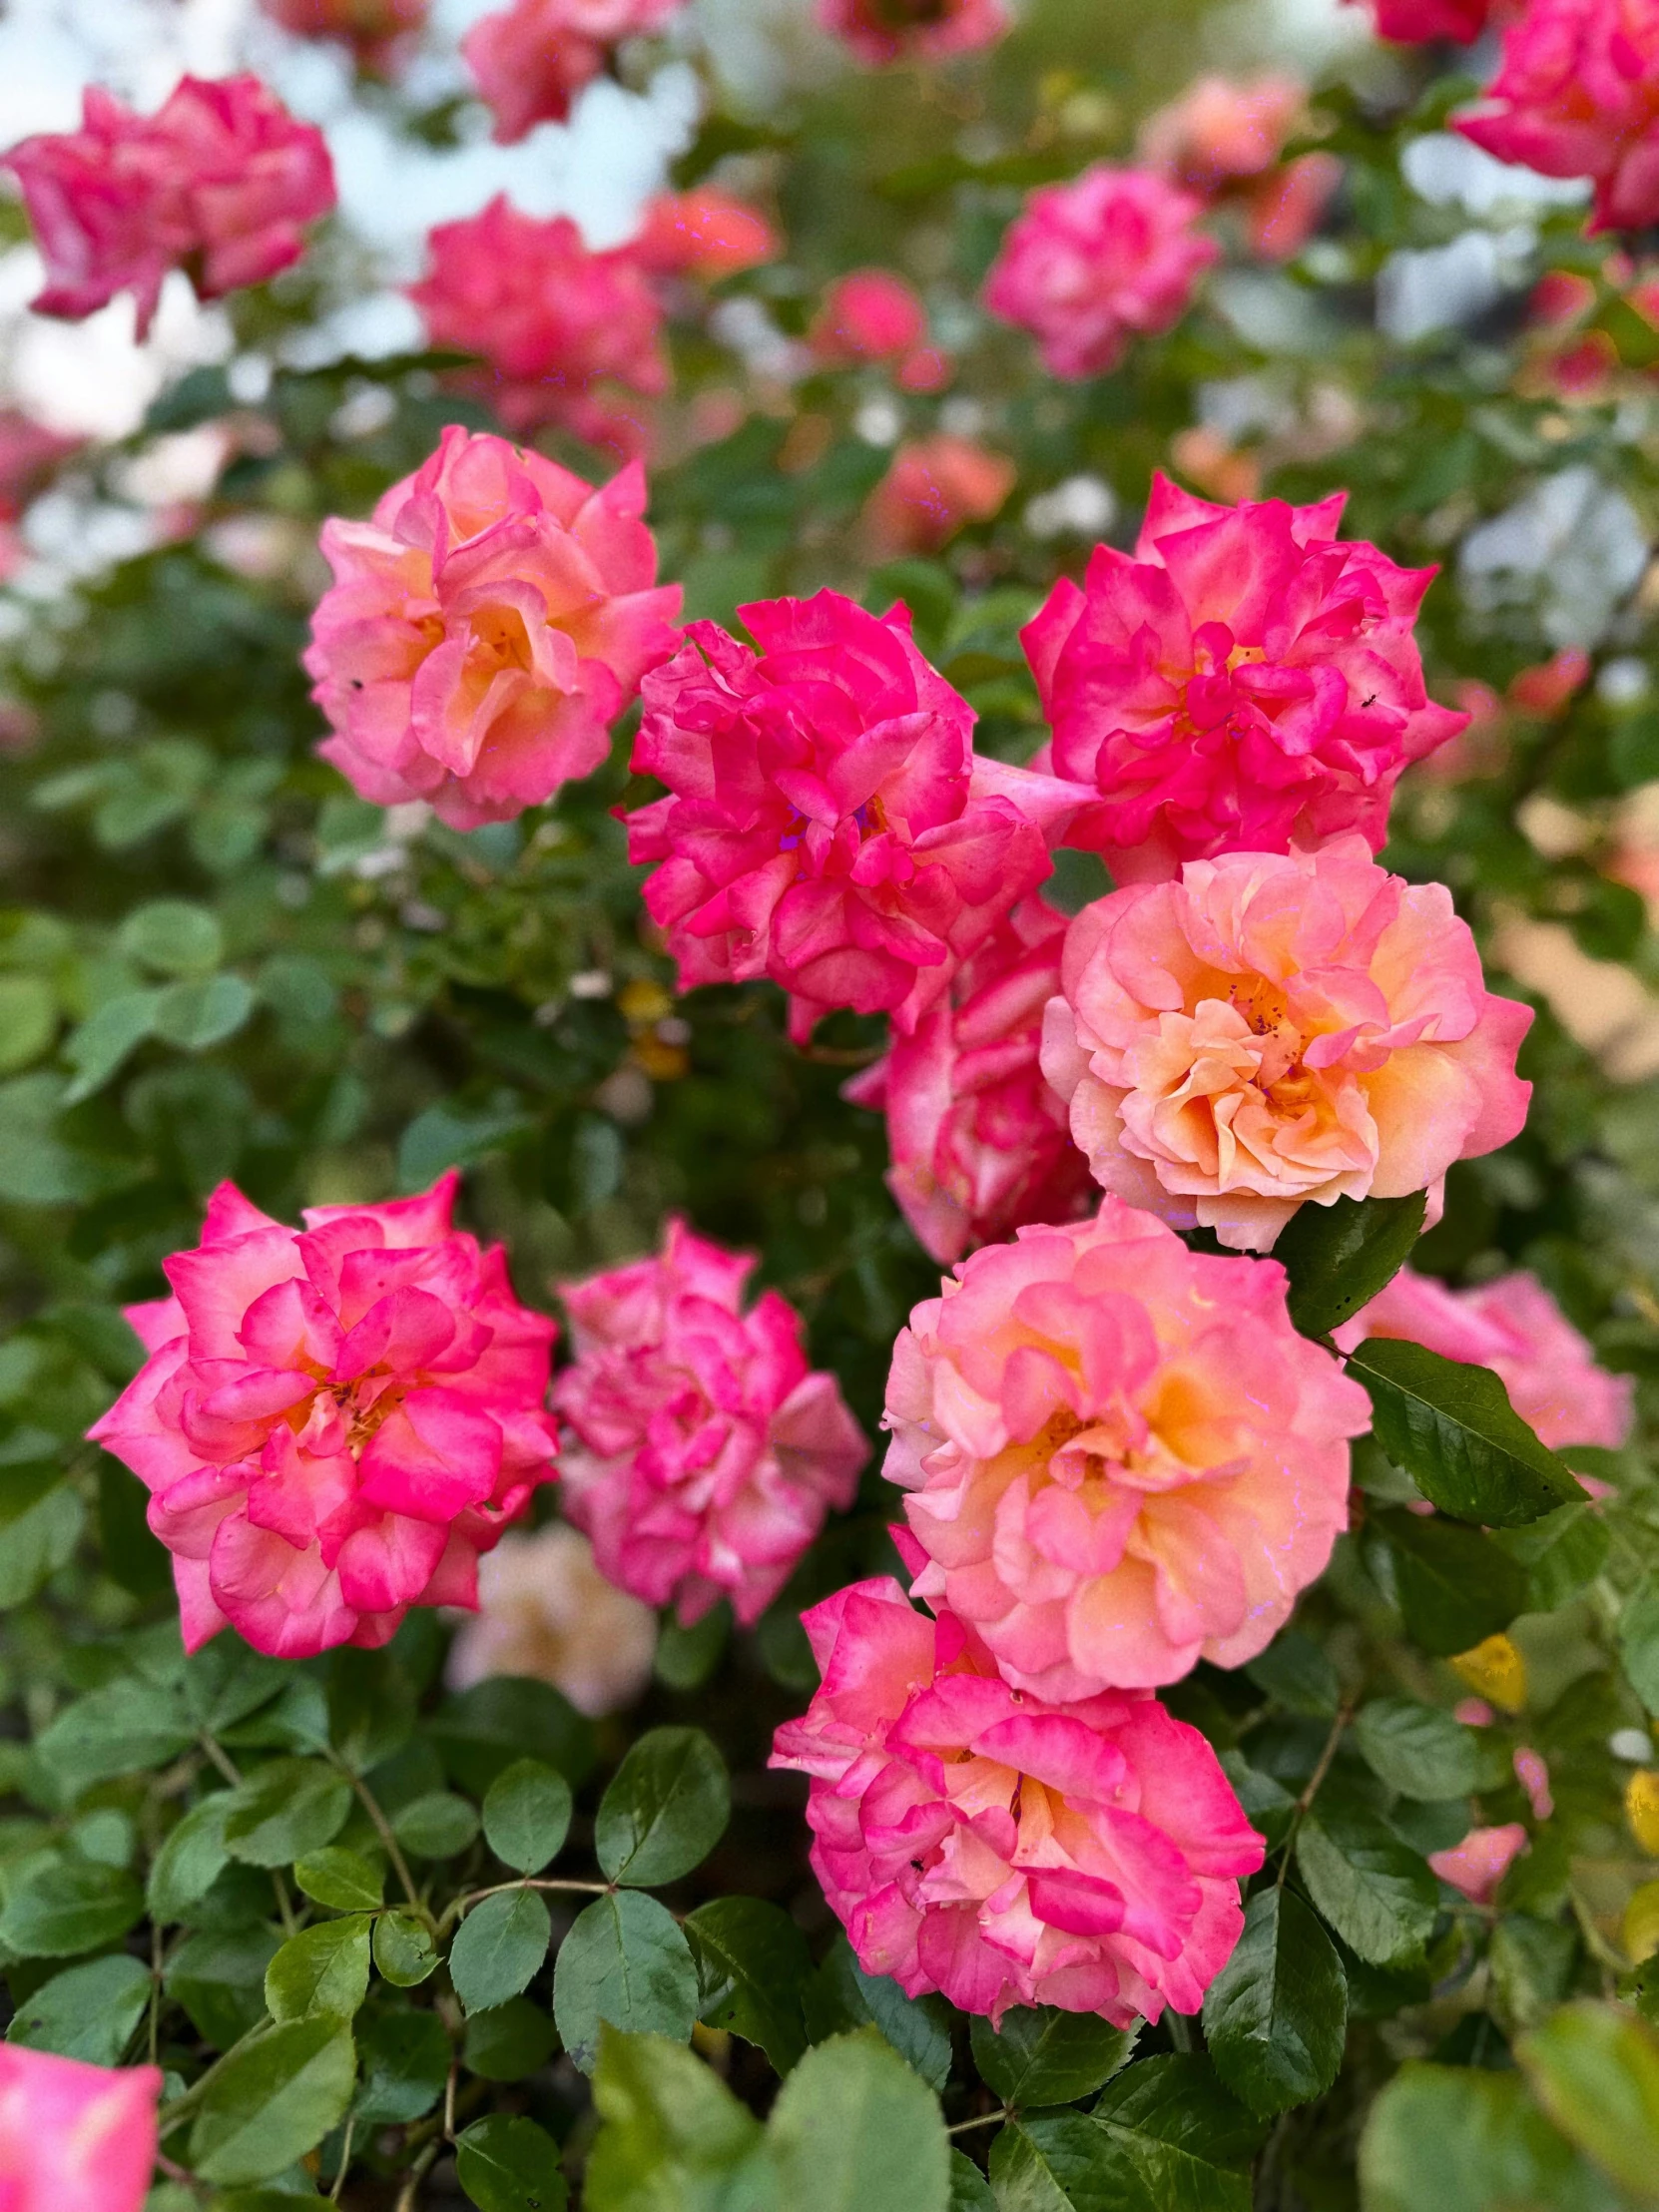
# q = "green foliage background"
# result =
<box><xmin>7</xmin><ymin>0</ymin><xmax>1659</xmax><ymax>2204</ymax></box>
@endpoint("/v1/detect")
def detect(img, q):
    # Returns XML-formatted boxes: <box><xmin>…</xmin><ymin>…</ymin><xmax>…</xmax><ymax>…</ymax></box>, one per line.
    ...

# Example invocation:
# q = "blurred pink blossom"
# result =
<box><xmin>1429</xmin><ymin>1822</ymin><xmax>1528</xmax><ymax>1902</ymax></box>
<box><xmin>0</xmin><ymin>2046</ymin><xmax>161</xmax><ymax>2212</ymax></box>
<box><xmin>1021</xmin><ymin>474</ymin><xmax>1469</xmax><ymax>878</ymax></box>
<box><xmin>260</xmin><ymin>0</ymin><xmax>428</xmax><ymax>71</ymax></box>
<box><xmin>809</xmin><ymin>268</ymin><xmax>947</xmax><ymax>388</ymax></box>
<box><xmin>1455</xmin><ymin>0</ymin><xmax>1659</xmax><ymax>235</ymax></box>
<box><xmin>554</xmin><ymin>1219</ymin><xmax>867</xmax><ymax>1624</ymax></box>
<box><xmin>862</xmin><ymin>434</ymin><xmax>1015</xmax><ymax>555</ymax></box>
<box><xmin>1514</xmin><ymin>1745</ymin><xmax>1554</xmax><ymax>1820</ymax></box>
<box><xmin>1139</xmin><ymin>74</ymin><xmax>1339</xmax><ymax>259</ymax></box>
<box><xmin>624</xmin><ymin>591</ymin><xmax>1091</xmax><ymax>1042</ymax></box>
<box><xmin>630</xmin><ymin>187</ymin><xmax>779</xmax><ymax>279</ymax></box>
<box><xmin>408</xmin><ymin>197</ymin><xmax>670</xmax><ymax>453</ymax></box>
<box><xmin>305</xmin><ymin>424</ymin><xmax>681</xmax><ymax>830</ymax></box>
<box><xmin>770</xmin><ymin>1576</ymin><xmax>1264</xmax><ymax>2023</ymax></box>
<box><xmin>4</xmin><ymin>75</ymin><xmax>335</xmax><ymax>338</ymax></box>
<box><xmin>462</xmin><ymin>0</ymin><xmax>686</xmax><ymax>143</ymax></box>
<box><xmin>881</xmin><ymin>1199</ymin><xmax>1370</xmax><ymax>1697</ymax></box>
<box><xmin>88</xmin><ymin>1174</ymin><xmax>559</xmax><ymax>1659</ymax></box>
<box><xmin>1354</xmin><ymin>0</ymin><xmax>1501</xmax><ymax>37</ymax></box>
<box><xmin>844</xmin><ymin>894</ymin><xmax>1094</xmax><ymax>1264</ymax></box>
<box><xmin>1041</xmin><ymin>839</ymin><xmax>1534</xmax><ymax>1252</ymax></box>
<box><xmin>1334</xmin><ymin>1267</ymin><xmax>1632</xmax><ymax>1449</ymax></box>
<box><xmin>446</xmin><ymin>1521</ymin><xmax>657</xmax><ymax>1714</ymax></box>
<box><xmin>818</xmin><ymin>0</ymin><xmax>1010</xmax><ymax>67</ymax></box>
<box><xmin>984</xmin><ymin>167</ymin><xmax>1219</xmax><ymax>380</ymax></box>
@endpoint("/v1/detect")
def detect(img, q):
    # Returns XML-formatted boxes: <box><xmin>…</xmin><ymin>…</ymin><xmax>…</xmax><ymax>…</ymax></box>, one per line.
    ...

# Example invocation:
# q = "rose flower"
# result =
<box><xmin>818</xmin><ymin>0</ymin><xmax>1010</xmax><ymax>67</ymax></box>
<box><xmin>88</xmin><ymin>1174</ymin><xmax>560</xmax><ymax>1659</ymax></box>
<box><xmin>462</xmin><ymin>0</ymin><xmax>686</xmax><ymax>144</ymax></box>
<box><xmin>771</xmin><ymin>1576</ymin><xmax>1265</xmax><ymax>2023</ymax></box>
<box><xmin>0</xmin><ymin>2046</ymin><xmax>162</xmax><ymax>2212</ymax></box>
<box><xmin>881</xmin><ymin>1200</ymin><xmax>1370</xmax><ymax>1698</ymax></box>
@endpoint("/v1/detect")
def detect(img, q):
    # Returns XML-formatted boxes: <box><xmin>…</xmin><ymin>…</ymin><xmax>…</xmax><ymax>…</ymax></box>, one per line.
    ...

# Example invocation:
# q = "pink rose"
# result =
<box><xmin>983</xmin><ymin>167</ymin><xmax>1219</xmax><ymax>381</ymax></box>
<box><xmin>408</xmin><ymin>197</ymin><xmax>670</xmax><ymax>452</ymax></box>
<box><xmin>1428</xmin><ymin>1822</ymin><xmax>1528</xmax><ymax>1903</ymax></box>
<box><xmin>553</xmin><ymin>1219</ymin><xmax>867</xmax><ymax>1625</ymax></box>
<box><xmin>1514</xmin><ymin>1746</ymin><xmax>1554</xmax><ymax>1821</ymax></box>
<box><xmin>0</xmin><ymin>409</ymin><xmax>80</xmax><ymax>521</ymax></box>
<box><xmin>1021</xmin><ymin>474</ymin><xmax>1469</xmax><ymax>878</ymax></box>
<box><xmin>260</xmin><ymin>0</ymin><xmax>428</xmax><ymax>71</ymax></box>
<box><xmin>862</xmin><ymin>435</ymin><xmax>1016</xmax><ymax>556</ymax></box>
<box><xmin>1355</xmin><ymin>0</ymin><xmax>1500</xmax><ymax>37</ymax></box>
<box><xmin>770</xmin><ymin>1577</ymin><xmax>1264</xmax><ymax>2024</ymax></box>
<box><xmin>88</xmin><ymin>1173</ymin><xmax>559</xmax><ymax>1660</ymax></box>
<box><xmin>844</xmin><ymin>895</ymin><xmax>1094</xmax><ymax>1265</ymax></box>
<box><xmin>629</xmin><ymin>188</ymin><xmax>779</xmax><ymax>279</ymax></box>
<box><xmin>1041</xmin><ymin>840</ymin><xmax>1534</xmax><ymax>1253</ymax></box>
<box><xmin>881</xmin><ymin>1201</ymin><xmax>1370</xmax><ymax>1697</ymax></box>
<box><xmin>1454</xmin><ymin>0</ymin><xmax>1659</xmax><ymax>235</ymax></box>
<box><xmin>1334</xmin><ymin>1267</ymin><xmax>1632</xmax><ymax>1450</ymax></box>
<box><xmin>809</xmin><ymin>271</ymin><xmax>948</xmax><ymax>393</ymax></box>
<box><xmin>462</xmin><ymin>0</ymin><xmax>685</xmax><ymax>143</ymax></box>
<box><xmin>303</xmin><ymin>424</ymin><xmax>682</xmax><ymax>830</ymax></box>
<box><xmin>623</xmin><ymin>590</ymin><xmax>1091</xmax><ymax>1042</ymax></box>
<box><xmin>817</xmin><ymin>0</ymin><xmax>1010</xmax><ymax>67</ymax></box>
<box><xmin>0</xmin><ymin>2047</ymin><xmax>161</xmax><ymax>2212</ymax></box>
<box><xmin>1139</xmin><ymin>76</ymin><xmax>1340</xmax><ymax>262</ymax></box>
<box><xmin>4</xmin><ymin>75</ymin><xmax>335</xmax><ymax>338</ymax></box>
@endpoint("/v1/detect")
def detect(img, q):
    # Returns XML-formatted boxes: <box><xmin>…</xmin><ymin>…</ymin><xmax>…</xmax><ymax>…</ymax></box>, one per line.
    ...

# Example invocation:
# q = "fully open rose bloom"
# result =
<box><xmin>554</xmin><ymin>1220</ymin><xmax>867</xmax><ymax>1624</ymax></box>
<box><xmin>304</xmin><ymin>425</ymin><xmax>681</xmax><ymax>830</ymax></box>
<box><xmin>1022</xmin><ymin>475</ymin><xmax>1468</xmax><ymax>879</ymax></box>
<box><xmin>882</xmin><ymin>1202</ymin><xmax>1370</xmax><ymax>1697</ymax></box>
<box><xmin>0</xmin><ymin>2047</ymin><xmax>162</xmax><ymax>2212</ymax></box>
<box><xmin>408</xmin><ymin>198</ymin><xmax>669</xmax><ymax>450</ymax></box>
<box><xmin>844</xmin><ymin>895</ymin><xmax>1094</xmax><ymax>1264</ymax></box>
<box><xmin>463</xmin><ymin>0</ymin><xmax>686</xmax><ymax>143</ymax></box>
<box><xmin>261</xmin><ymin>0</ymin><xmax>428</xmax><ymax>71</ymax></box>
<box><xmin>4</xmin><ymin>76</ymin><xmax>335</xmax><ymax>338</ymax></box>
<box><xmin>1042</xmin><ymin>840</ymin><xmax>1533</xmax><ymax>1253</ymax></box>
<box><xmin>1335</xmin><ymin>1266</ymin><xmax>1633</xmax><ymax>1449</ymax></box>
<box><xmin>1455</xmin><ymin>0</ymin><xmax>1659</xmax><ymax>234</ymax></box>
<box><xmin>771</xmin><ymin>1577</ymin><xmax>1264</xmax><ymax>2022</ymax></box>
<box><xmin>624</xmin><ymin>591</ymin><xmax>1090</xmax><ymax>1041</ymax></box>
<box><xmin>446</xmin><ymin>1521</ymin><xmax>657</xmax><ymax>1714</ymax></box>
<box><xmin>984</xmin><ymin>167</ymin><xmax>1219</xmax><ymax>381</ymax></box>
<box><xmin>88</xmin><ymin>1174</ymin><xmax>559</xmax><ymax>1659</ymax></box>
<box><xmin>818</xmin><ymin>0</ymin><xmax>1010</xmax><ymax>66</ymax></box>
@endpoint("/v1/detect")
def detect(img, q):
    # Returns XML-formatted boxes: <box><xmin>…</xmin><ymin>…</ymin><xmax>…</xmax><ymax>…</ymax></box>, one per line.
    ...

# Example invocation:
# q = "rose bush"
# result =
<box><xmin>0</xmin><ymin>0</ymin><xmax>1657</xmax><ymax>2203</ymax></box>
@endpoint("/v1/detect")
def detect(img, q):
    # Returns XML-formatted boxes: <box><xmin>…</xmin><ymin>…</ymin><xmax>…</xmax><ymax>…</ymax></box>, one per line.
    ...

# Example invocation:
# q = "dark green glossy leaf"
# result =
<box><xmin>450</xmin><ymin>1888</ymin><xmax>552</xmax><ymax>2016</ymax></box>
<box><xmin>483</xmin><ymin>1758</ymin><xmax>573</xmax><ymax>1877</ymax></box>
<box><xmin>221</xmin><ymin>1759</ymin><xmax>351</xmax><ymax>1868</ymax></box>
<box><xmin>464</xmin><ymin>1995</ymin><xmax>560</xmax><ymax>2082</ymax></box>
<box><xmin>1298</xmin><ymin>1798</ymin><xmax>1438</xmax><ymax>1967</ymax></box>
<box><xmin>455</xmin><ymin>2114</ymin><xmax>569</xmax><ymax>2212</ymax></box>
<box><xmin>352</xmin><ymin>2008</ymin><xmax>450</xmax><ymax>2125</ymax></box>
<box><xmin>371</xmin><ymin>1910</ymin><xmax>438</xmax><ymax>1987</ymax></box>
<box><xmin>1277</xmin><ymin>1193</ymin><xmax>1426</xmax><ymax>1339</ymax></box>
<box><xmin>1355</xmin><ymin>1699</ymin><xmax>1480</xmax><ymax>1801</ymax></box>
<box><xmin>1202</xmin><ymin>1889</ymin><xmax>1348</xmax><ymax>2117</ymax></box>
<box><xmin>595</xmin><ymin>1728</ymin><xmax>731</xmax><ymax>1888</ymax></box>
<box><xmin>188</xmin><ymin>2016</ymin><xmax>356</xmax><ymax>2185</ymax></box>
<box><xmin>1347</xmin><ymin>1340</ymin><xmax>1582</xmax><ymax>1527</ymax></box>
<box><xmin>1376</xmin><ymin>1509</ymin><xmax>1529</xmax><ymax>1658</ymax></box>
<box><xmin>970</xmin><ymin>2007</ymin><xmax>1134</xmax><ymax>2108</ymax></box>
<box><xmin>768</xmin><ymin>2030</ymin><xmax>950</xmax><ymax>2212</ymax></box>
<box><xmin>4</xmin><ymin>1952</ymin><xmax>151</xmax><ymax>2065</ymax></box>
<box><xmin>552</xmin><ymin>1891</ymin><xmax>699</xmax><ymax>2074</ymax></box>
<box><xmin>686</xmin><ymin>1895</ymin><xmax>812</xmax><ymax>2074</ymax></box>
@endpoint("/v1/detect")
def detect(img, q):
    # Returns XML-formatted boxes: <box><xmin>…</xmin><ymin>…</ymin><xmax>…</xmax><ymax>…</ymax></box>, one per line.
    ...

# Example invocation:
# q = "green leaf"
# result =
<box><xmin>183</xmin><ymin>1640</ymin><xmax>292</xmax><ymax>1734</ymax></box>
<box><xmin>768</xmin><ymin>2029</ymin><xmax>950</xmax><ymax>2212</ymax></box>
<box><xmin>1493</xmin><ymin>1501</ymin><xmax>1610</xmax><ymax>1614</ymax></box>
<box><xmin>1621</xmin><ymin>1582</ymin><xmax>1659</xmax><ymax>1716</ymax></box>
<box><xmin>291</xmin><ymin>1847</ymin><xmax>383</xmax><ymax>1913</ymax></box>
<box><xmin>391</xmin><ymin>1790</ymin><xmax>480</xmax><ymax>1861</ymax></box>
<box><xmin>352</xmin><ymin>2008</ymin><xmax>450</xmax><ymax>2125</ymax></box>
<box><xmin>265</xmin><ymin>1916</ymin><xmax>372</xmax><ymax>2023</ymax></box>
<box><xmin>1245</xmin><ymin>1632</ymin><xmax>1342</xmax><ymax>1719</ymax></box>
<box><xmin>0</xmin><ymin>974</ymin><xmax>57</xmax><ymax>1075</ymax></box>
<box><xmin>947</xmin><ymin>2148</ymin><xmax>997</xmax><ymax>2212</ymax></box>
<box><xmin>222</xmin><ymin>1759</ymin><xmax>351</xmax><ymax>1868</ymax></box>
<box><xmin>1202</xmin><ymin>1888</ymin><xmax>1348</xmax><ymax>2118</ymax></box>
<box><xmin>552</xmin><ymin>1891</ymin><xmax>700</xmax><ymax>2074</ymax></box>
<box><xmin>166</xmin><ymin>1927</ymin><xmax>279</xmax><ymax>2048</ymax></box>
<box><xmin>595</xmin><ymin>1727</ymin><xmax>731</xmax><ymax>1889</ymax></box>
<box><xmin>587</xmin><ymin>2025</ymin><xmax>770</xmax><ymax>2212</ymax></box>
<box><xmin>431</xmin><ymin>1679</ymin><xmax>596</xmax><ymax>1797</ymax></box>
<box><xmin>149</xmin><ymin>1793</ymin><xmax>233</xmax><ymax>1923</ymax></box>
<box><xmin>1297</xmin><ymin>1798</ymin><xmax>1438</xmax><ymax>1967</ymax></box>
<box><xmin>1376</xmin><ymin>1509</ymin><xmax>1529</xmax><ymax>1657</ymax></box>
<box><xmin>1277</xmin><ymin>1193</ymin><xmax>1427</xmax><ymax>1339</ymax></box>
<box><xmin>1346</xmin><ymin>1340</ymin><xmax>1582</xmax><ymax>1527</ymax></box>
<box><xmin>483</xmin><ymin>1759</ymin><xmax>573</xmax><ymax>1877</ymax></box>
<box><xmin>455</xmin><ymin>2114</ymin><xmax>569</xmax><ymax>2212</ymax></box>
<box><xmin>371</xmin><ymin>1911</ymin><xmax>438</xmax><ymax>1987</ymax></box>
<box><xmin>5</xmin><ymin>1951</ymin><xmax>151</xmax><ymax>2064</ymax></box>
<box><xmin>970</xmin><ymin>2007</ymin><xmax>1134</xmax><ymax>2109</ymax></box>
<box><xmin>808</xmin><ymin>1936</ymin><xmax>955</xmax><ymax>2091</ymax></box>
<box><xmin>449</xmin><ymin>1888</ymin><xmax>553</xmax><ymax>2016</ymax></box>
<box><xmin>62</xmin><ymin>990</ymin><xmax>162</xmax><ymax>1103</ymax></box>
<box><xmin>685</xmin><ymin>1896</ymin><xmax>813</xmax><ymax>2074</ymax></box>
<box><xmin>1355</xmin><ymin>1699</ymin><xmax>1480</xmax><ymax>1801</ymax></box>
<box><xmin>118</xmin><ymin>899</ymin><xmax>224</xmax><ymax>976</ymax></box>
<box><xmin>988</xmin><ymin>2110</ymin><xmax>1121</xmax><ymax>2211</ymax></box>
<box><xmin>0</xmin><ymin>1858</ymin><xmax>144</xmax><ymax>1956</ymax></box>
<box><xmin>34</xmin><ymin>1677</ymin><xmax>195</xmax><ymax>1795</ymax></box>
<box><xmin>189</xmin><ymin>2016</ymin><xmax>356</xmax><ymax>2186</ymax></box>
<box><xmin>1359</xmin><ymin>2059</ymin><xmax>1623</xmax><ymax>2212</ymax></box>
<box><xmin>152</xmin><ymin>972</ymin><xmax>256</xmax><ymax>1051</ymax></box>
<box><xmin>1080</xmin><ymin>2054</ymin><xmax>1263</xmax><ymax>2212</ymax></box>
<box><xmin>1516</xmin><ymin>1999</ymin><xmax>1659</xmax><ymax>2201</ymax></box>
<box><xmin>464</xmin><ymin>1995</ymin><xmax>560</xmax><ymax>2082</ymax></box>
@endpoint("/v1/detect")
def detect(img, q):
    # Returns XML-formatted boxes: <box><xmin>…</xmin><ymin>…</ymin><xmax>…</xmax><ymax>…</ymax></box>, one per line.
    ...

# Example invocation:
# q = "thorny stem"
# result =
<box><xmin>438</xmin><ymin>1876</ymin><xmax>612</xmax><ymax>1937</ymax></box>
<box><xmin>1276</xmin><ymin>1703</ymin><xmax>1354</xmax><ymax>1888</ymax></box>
